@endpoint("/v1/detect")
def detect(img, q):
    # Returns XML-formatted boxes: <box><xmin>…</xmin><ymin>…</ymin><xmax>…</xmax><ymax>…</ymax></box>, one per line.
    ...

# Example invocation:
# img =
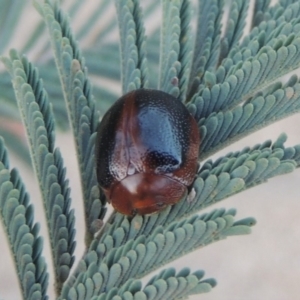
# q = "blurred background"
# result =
<box><xmin>0</xmin><ymin>0</ymin><xmax>300</xmax><ymax>299</ymax></box>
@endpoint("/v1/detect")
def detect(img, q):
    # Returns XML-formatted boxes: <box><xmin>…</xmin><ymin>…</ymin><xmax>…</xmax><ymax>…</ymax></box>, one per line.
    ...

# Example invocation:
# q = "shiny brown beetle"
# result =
<box><xmin>95</xmin><ymin>89</ymin><xmax>200</xmax><ymax>215</ymax></box>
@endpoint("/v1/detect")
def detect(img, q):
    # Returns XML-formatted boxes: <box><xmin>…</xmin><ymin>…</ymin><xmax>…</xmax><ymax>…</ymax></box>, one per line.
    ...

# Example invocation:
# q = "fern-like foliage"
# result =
<box><xmin>34</xmin><ymin>0</ymin><xmax>106</xmax><ymax>240</ymax></box>
<box><xmin>252</xmin><ymin>0</ymin><xmax>271</xmax><ymax>28</ymax></box>
<box><xmin>188</xmin><ymin>0</ymin><xmax>223</xmax><ymax>98</ymax></box>
<box><xmin>1</xmin><ymin>0</ymin><xmax>300</xmax><ymax>299</ymax></box>
<box><xmin>191</xmin><ymin>34</ymin><xmax>300</xmax><ymax>119</ymax></box>
<box><xmin>67</xmin><ymin>267</ymin><xmax>216</xmax><ymax>300</ymax></box>
<box><xmin>190</xmin><ymin>75</ymin><xmax>300</xmax><ymax>159</ymax></box>
<box><xmin>115</xmin><ymin>0</ymin><xmax>148</xmax><ymax>93</ymax></box>
<box><xmin>1</xmin><ymin>50</ymin><xmax>76</xmax><ymax>293</ymax></box>
<box><xmin>61</xmin><ymin>207</ymin><xmax>250</xmax><ymax>299</ymax></box>
<box><xmin>0</xmin><ymin>138</ymin><xmax>48</xmax><ymax>299</ymax></box>
<box><xmin>159</xmin><ymin>0</ymin><xmax>192</xmax><ymax>100</ymax></box>
<box><xmin>220</xmin><ymin>0</ymin><xmax>250</xmax><ymax>61</ymax></box>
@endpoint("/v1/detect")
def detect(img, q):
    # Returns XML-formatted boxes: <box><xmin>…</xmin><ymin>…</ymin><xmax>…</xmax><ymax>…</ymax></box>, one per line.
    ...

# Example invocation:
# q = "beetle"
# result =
<box><xmin>95</xmin><ymin>88</ymin><xmax>200</xmax><ymax>215</ymax></box>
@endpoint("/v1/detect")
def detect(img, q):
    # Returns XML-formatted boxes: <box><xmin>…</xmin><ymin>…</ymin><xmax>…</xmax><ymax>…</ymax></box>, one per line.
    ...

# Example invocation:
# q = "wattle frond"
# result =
<box><xmin>190</xmin><ymin>75</ymin><xmax>300</xmax><ymax>159</ymax></box>
<box><xmin>188</xmin><ymin>0</ymin><xmax>223</xmax><ymax>99</ymax></box>
<box><xmin>60</xmin><ymin>208</ymin><xmax>253</xmax><ymax>298</ymax></box>
<box><xmin>252</xmin><ymin>0</ymin><xmax>271</xmax><ymax>28</ymax></box>
<box><xmin>0</xmin><ymin>138</ymin><xmax>48</xmax><ymax>299</ymax></box>
<box><xmin>91</xmin><ymin>268</ymin><xmax>215</xmax><ymax>300</ymax></box>
<box><xmin>144</xmin><ymin>268</ymin><xmax>216</xmax><ymax>298</ymax></box>
<box><xmin>159</xmin><ymin>0</ymin><xmax>192</xmax><ymax>101</ymax></box>
<box><xmin>220</xmin><ymin>0</ymin><xmax>249</xmax><ymax>62</ymax></box>
<box><xmin>59</xmin><ymin>268</ymin><xmax>215</xmax><ymax>299</ymax></box>
<box><xmin>241</xmin><ymin>4</ymin><xmax>300</xmax><ymax>54</ymax></box>
<box><xmin>2</xmin><ymin>50</ymin><xmax>76</xmax><ymax>292</ymax></box>
<box><xmin>34</xmin><ymin>0</ymin><xmax>106</xmax><ymax>239</ymax></box>
<box><xmin>115</xmin><ymin>0</ymin><xmax>148</xmax><ymax>93</ymax></box>
<box><xmin>190</xmin><ymin>33</ymin><xmax>300</xmax><ymax>121</ymax></box>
